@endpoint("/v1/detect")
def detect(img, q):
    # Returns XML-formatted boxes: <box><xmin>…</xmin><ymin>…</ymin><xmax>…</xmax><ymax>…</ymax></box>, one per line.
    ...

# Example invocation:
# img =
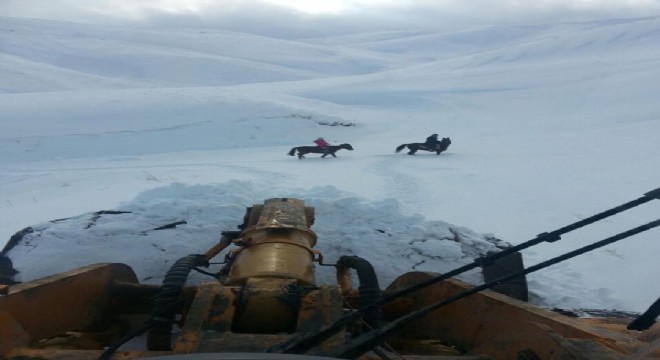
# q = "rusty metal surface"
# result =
<box><xmin>232</xmin><ymin>278</ymin><xmax>300</xmax><ymax>334</ymax></box>
<box><xmin>0</xmin><ymin>199</ymin><xmax>343</xmax><ymax>359</ymax></box>
<box><xmin>204</xmin><ymin>234</ymin><xmax>235</xmax><ymax>261</ymax></box>
<box><xmin>5</xmin><ymin>197</ymin><xmax>655</xmax><ymax>360</ymax></box>
<box><xmin>0</xmin><ymin>263</ymin><xmax>138</xmax><ymax>344</ymax></box>
<box><xmin>4</xmin><ymin>348</ymin><xmax>171</xmax><ymax>360</ymax></box>
<box><xmin>171</xmin><ymin>198</ymin><xmax>331</xmax><ymax>353</ymax></box>
<box><xmin>227</xmin><ymin>242</ymin><xmax>315</xmax><ymax>285</ymax></box>
<box><xmin>383</xmin><ymin>271</ymin><xmax>649</xmax><ymax>359</ymax></box>
<box><xmin>254</xmin><ymin>198</ymin><xmax>312</xmax><ymax>231</ymax></box>
<box><xmin>174</xmin><ymin>282</ymin><xmax>222</xmax><ymax>353</ymax></box>
<box><xmin>169</xmin><ymin>278</ymin><xmax>346</xmax><ymax>354</ymax></box>
<box><xmin>296</xmin><ymin>285</ymin><xmax>346</xmax><ymax>353</ymax></box>
<box><xmin>205</xmin><ymin>286</ymin><xmax>238</xmax><ymax>332</ymax></box>
<box><xmin>0</xmin><ymin>310</ymin><xmax>31</xmax><ymax>357</ymax></box>
<box><xmin>196</xmin><ymin>285</ymin><xmax>346</xmax><ymax>353</ymax></box>
<box><xmin>228</xmin><ymin>198</ymin><xmax>317</xmax><ymax>285</ymax></box>
<box><xmin>174</xmin><ymin>283</ymin><xmax>240</xmax><ymax>354</ymax></box>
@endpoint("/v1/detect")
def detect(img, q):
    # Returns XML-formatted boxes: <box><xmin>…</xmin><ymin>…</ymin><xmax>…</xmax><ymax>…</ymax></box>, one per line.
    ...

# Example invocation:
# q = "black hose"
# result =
<box><xmin>328</xmin><ymin>219</ymin><xmax>660</xmax><ymax>359</ymax></box>
<box><xmin>98</xmin><ymin>254</ymin><xmax>209</xmax><ymax>359</ymax></box>
<box><xmin>267</xmin><ymin>187</ymin><xmax>660</xmax><ymax>354</ymax></box>
<box><xmin>337</xmin><ymin>256</ymin><xmax>382</xmax><ymax>328</ymax></box>
<box><xmin>147</xmin><ymin>254</ymin><xmax>209</xmax><ymax>351</ymax></box>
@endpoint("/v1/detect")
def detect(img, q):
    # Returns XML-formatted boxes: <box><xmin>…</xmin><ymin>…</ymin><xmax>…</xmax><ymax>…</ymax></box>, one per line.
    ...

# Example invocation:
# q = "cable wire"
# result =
<box><xmin>268</xmin><ymin>188</ymin><xmax>660</xmax><ymax>354</ymax></box>
<box><xmin>327</xmin><ymin>219</ymin><xmax>660</xmax><ymax>359</ymax></box>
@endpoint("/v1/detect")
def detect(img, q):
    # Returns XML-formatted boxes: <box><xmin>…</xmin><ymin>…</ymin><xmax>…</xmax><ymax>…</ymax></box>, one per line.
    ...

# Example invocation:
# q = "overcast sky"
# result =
<box><xmin>2</xmin><ymin>0</ymin><xmax>660</xmax><ymax>35</ymax></box>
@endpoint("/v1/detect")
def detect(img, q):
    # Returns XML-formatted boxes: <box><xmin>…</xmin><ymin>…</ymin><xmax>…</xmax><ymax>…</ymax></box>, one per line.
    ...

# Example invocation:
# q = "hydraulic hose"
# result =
<box><xmin>267</xmin><ymin>187</ymin><xmax>660</xmax><ymax>355</ymax></box>
<box><xmin>327</xmin><ymin>218</ymin><xmax>660</xmax><ymax>359</ymax></box>
<box><xmin>336</xmin><ymin>256</ymin><xmax>382</xmax><ymax>328</ymax></box>
<box><xmin>147</xmin><ymin>254</ymin><xmax>209</xmax><ymax>351</ymax></box>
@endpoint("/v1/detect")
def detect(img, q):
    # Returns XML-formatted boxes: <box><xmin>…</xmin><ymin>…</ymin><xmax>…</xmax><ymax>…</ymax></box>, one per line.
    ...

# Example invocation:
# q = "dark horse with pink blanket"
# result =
<box><xmin>395</xmin><ymin>137</ymin><xmax>451</xmax><ymax>155</ymax></box>
<box><xmin>288</xmin><ymin>143</ymin><xmax>354</xmax><ymax>159</ymax></box>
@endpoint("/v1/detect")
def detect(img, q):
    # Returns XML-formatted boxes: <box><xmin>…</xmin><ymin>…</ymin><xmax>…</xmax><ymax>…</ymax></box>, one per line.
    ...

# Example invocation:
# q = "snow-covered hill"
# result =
<box><xmin>1</xmin><ymin>15</ymin><xmax>659</xmax><ymax>313</ymax></box>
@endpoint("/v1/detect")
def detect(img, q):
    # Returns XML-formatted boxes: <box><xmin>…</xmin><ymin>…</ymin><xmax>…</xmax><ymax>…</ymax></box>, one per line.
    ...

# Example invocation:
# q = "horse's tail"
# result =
<box><xmin>395</xmin><ymin>144</ymin><xmax>407</xmax><ymax>153</ymax></box>
<box><xmin>288</xmin><ymin>147</ymin><xmax>297</xmax><ymax>156</ymax></box>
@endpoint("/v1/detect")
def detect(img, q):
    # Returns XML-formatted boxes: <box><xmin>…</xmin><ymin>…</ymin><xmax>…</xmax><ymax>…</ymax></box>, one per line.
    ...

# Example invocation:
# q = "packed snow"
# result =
<box><xmin>1</xmin><ymin>15</ymin><xmax>659</xmax><ymax>313</ymax></box>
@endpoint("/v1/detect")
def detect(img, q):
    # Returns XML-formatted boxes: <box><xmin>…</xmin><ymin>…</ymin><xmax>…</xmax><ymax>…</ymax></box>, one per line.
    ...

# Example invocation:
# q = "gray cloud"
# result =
<box><xmin>2</xmin><ymin>0</ymin><xmax>659</xmax><ymax>37</ymax></box>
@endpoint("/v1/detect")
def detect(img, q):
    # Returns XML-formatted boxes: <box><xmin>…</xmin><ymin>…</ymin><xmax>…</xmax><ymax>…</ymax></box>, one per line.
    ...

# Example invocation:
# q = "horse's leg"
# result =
<box><xmin>407</xmin><ymin>145</ymin><xmax>417</xmax><ymax>155</ymax></box>
<box><xmin>298</xmin><ymin>151</ymin><xmax>305</xmax><ymax>159</ymax></box>
<box><xmin>330</xmin><ymin>152</ymin><xmax>337</xmax><ymax>157</ymax></box>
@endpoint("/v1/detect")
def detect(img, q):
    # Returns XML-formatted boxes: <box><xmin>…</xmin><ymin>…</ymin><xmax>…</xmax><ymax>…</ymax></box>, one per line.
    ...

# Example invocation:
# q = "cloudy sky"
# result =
<box><xmin>3</xmin><ymin>0</ymin><xmax>659</xmax><ymax>35</ymax></box>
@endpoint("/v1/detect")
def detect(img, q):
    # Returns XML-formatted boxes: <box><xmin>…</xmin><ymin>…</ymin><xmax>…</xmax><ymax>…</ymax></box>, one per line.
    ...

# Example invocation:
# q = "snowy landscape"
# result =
<box><xmin>1</xmin><ymin>5</ymin><xmax>659</xmax><ymax>315</ymax></box>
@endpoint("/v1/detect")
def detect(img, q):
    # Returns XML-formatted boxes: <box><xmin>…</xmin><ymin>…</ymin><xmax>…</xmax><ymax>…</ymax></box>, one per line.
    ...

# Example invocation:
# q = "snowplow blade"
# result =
<box><xmin>382</xmin><ymin>271</ymin><xmax>657</xmax><ymax>359</ymax></box>
<box><xmin>0</xmin><ymin>263</ymin><xmax>140</xmax><ymax>359</ymax></box>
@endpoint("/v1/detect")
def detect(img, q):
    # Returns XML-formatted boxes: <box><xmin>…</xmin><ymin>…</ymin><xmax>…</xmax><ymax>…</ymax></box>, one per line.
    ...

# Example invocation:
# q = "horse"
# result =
<box><xmin>288</xmin><ymin>143</ymin><xmax>354</xmax><ymax>159</ymax></box>
<box><xmin>395</xmin><ymin>137</ymin><xmax>451</xmax><ymax>155</ymax></box>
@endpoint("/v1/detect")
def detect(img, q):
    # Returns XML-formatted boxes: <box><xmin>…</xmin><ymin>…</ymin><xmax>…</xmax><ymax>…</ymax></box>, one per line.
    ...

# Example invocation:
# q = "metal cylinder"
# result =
<box><xmin>227</xmin><ymin>198</ymin><xmax>317</xmax><ymax>285</ymax></box>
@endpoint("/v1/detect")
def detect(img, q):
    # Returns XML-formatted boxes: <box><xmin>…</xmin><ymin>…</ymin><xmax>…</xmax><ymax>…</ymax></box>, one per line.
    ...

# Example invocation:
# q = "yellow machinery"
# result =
<box><xmin>0</xmin><ymin>197</ymin><xmax>658</xmax><ymax>360</ymax></box>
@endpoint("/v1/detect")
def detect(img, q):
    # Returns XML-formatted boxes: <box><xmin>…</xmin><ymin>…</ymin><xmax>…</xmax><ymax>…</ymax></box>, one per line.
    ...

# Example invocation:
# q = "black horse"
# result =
<box><xmin>395</xmin><ymin>137</ymin><xmax>451</xmax><ymax>155</ymax></box>
<box><xmin>288</xmin><ymin>143</ymin><xmax>354</xmax><ymax>159</ymax></box>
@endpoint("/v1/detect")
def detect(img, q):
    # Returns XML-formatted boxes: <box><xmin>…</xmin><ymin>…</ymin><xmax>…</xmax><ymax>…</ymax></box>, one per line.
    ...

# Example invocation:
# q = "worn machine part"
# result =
<box><xmin>165</xmin><ymin>198</ymin><xmax>345</xmax><ymax>353</ymax></box>
<box><xmin>269</xmin><ymin>188</ymin><xmax>660</xmax><ymax>355</ymax></box>
<box><xmin>231</xmin><ymin>278</ymin><xmax>302</xmax><ymax>334</ymax></box>
<box><xmin>205</xmin><ymin>232</ymin><xmax>240</xmax><ymax>261</ymax></box>
<box><xmin>171</xmin><ymin>282</ymin><xmax>345</xmax><ymax>354</ymax></box>
<box><xmin>382</xmin><ymin>273</ymin><xmax>650</xmax><ymax>359</ymax></box>
<box><xmin>336</xmin><ymin>255</ymin><xmax>382</xmax><ymax>328</ymax></box>
<box><xmin>147</xmin><ymin>254</ymin><xmax>209</xmax><ymax>351</ymax></box>
<box><xmin>322</xmin><ymin>219</ymin><xmax>660</xmax><ymax>359</ymax></box>
<box><xmin>2</xmin><ymin>194</ymin><xmax>659</xmax><ymax>360</ymax></box>
<box><xmin>227</xmin><ymin>198</ymin><xmax>317</xmax><ymax>285</ymax></box>
<box><xmin>0</xmin><ymin>263</ymin><xmax>139</xmax><ymax>359</ymax></box>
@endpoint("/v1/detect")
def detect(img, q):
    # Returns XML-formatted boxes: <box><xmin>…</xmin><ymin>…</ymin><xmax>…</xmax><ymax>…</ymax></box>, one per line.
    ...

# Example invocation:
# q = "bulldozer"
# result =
<box><xmin>1</xmin><ymin>196</ymin><xmax>659</xmax><ymax>360</ymax></box>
